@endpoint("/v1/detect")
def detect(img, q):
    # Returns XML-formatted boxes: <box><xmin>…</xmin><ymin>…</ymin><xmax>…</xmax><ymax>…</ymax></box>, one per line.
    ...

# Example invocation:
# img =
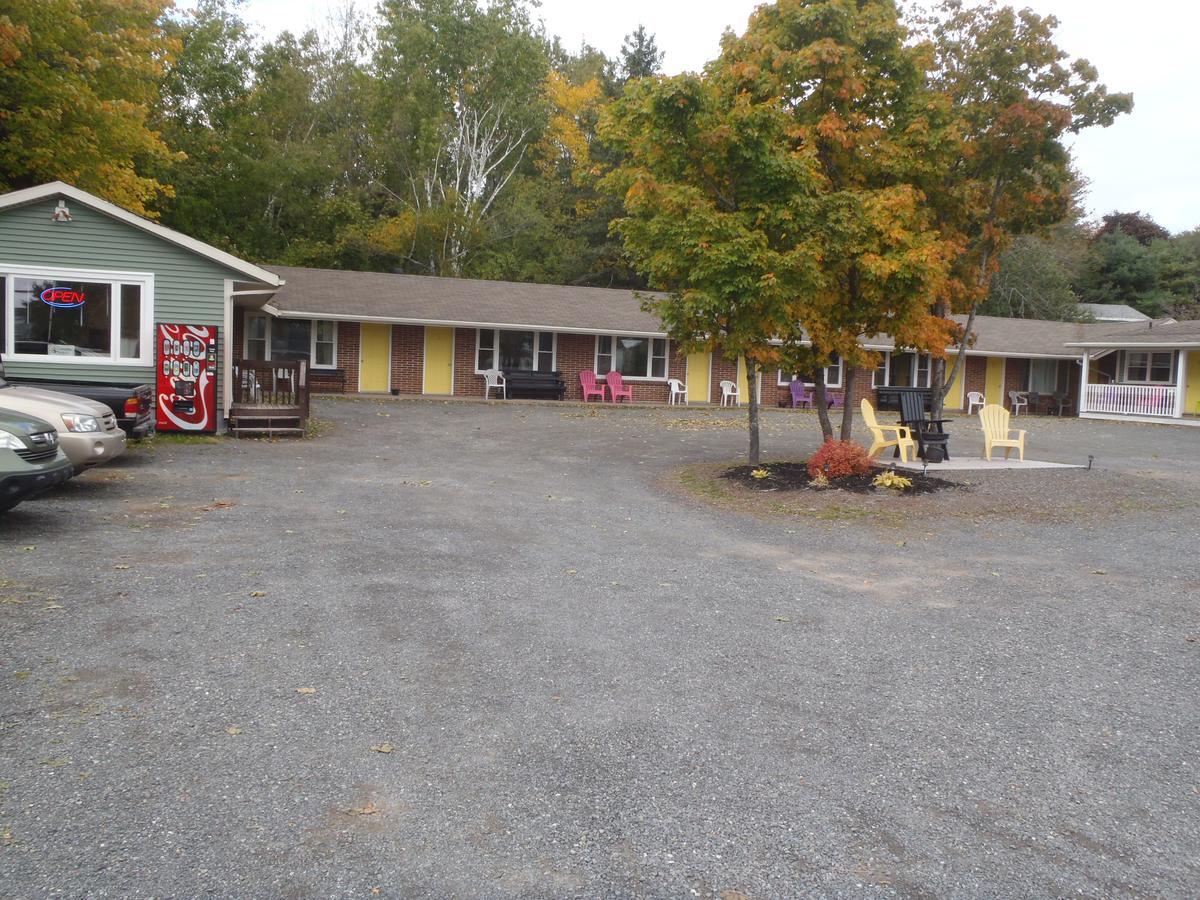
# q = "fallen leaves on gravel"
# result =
<box><xmin>295</xmin><ymin>687</ymin><xmax>317</xmax><ymax>695</ymax></box>
<box><xmin>225</xmin><ymin>725</ymin><xmax>243</xmax><ymax>736</ymax></box>
<box><xmin>249</xmin><ymin>590</ymin><xmax>267</xmax><ymax>598</ymax></box>
<box><xmin>351</xmin><ymin>801</ymin><xmax>380</xmax><ymax>816</ymax></box>
<box><xmin>370</xmin><ymin>742</ymin><xmax>394</xmax><ymax>754</ymax></box>
<box><xmin>113</xmin><ymin>564</ymin><xmax>131</xmax><ymax>570</ymax></box>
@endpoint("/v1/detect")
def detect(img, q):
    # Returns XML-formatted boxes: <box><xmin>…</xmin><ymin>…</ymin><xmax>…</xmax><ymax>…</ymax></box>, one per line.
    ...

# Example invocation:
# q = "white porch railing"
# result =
<box><xmin>1084</xmin><ymin>383</ymin><xmax>1178</xmax><ymax>417</ymax></box>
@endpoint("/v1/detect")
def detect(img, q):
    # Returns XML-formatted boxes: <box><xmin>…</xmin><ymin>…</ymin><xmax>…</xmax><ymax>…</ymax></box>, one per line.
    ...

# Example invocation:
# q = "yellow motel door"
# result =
<box><xmin>943</xmin><ymin>354</ymin><xmax>965</xmax><ymax>411</ymax></box>
<box><xmin>423</xmin><ymin>326</ymin><xmax>454</xmax><ymax>395</ymax></box>
<box><xmin>686</xmin><ymin>351</ymin><xmax>711</xmax><ymax>404</ymax></box>
<box><xmin>985</xmin><ymin>357</ymin><xmax>1005</xmax><ymax>407</ymax></box>
<box><xmin>736</xmin><ymin>356</ymin><xmax>761</xmax><ymax>405</ymax></box>
<box><xmin>359</xmin><ymin>323</ymin><xmax>391</xmax><ymax>392</ymax></box>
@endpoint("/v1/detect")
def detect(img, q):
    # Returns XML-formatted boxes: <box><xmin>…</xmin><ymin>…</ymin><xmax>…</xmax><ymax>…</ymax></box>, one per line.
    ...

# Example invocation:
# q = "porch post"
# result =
<box><xmin>1079</xmin><ymin>350</ymin><xmax>1090</xmax><ymax>414</ymax></box>
<box><xmin>1174</xmin><ymin>349</ymin><xmax>1187</xmax><ymax>418</ymax></box>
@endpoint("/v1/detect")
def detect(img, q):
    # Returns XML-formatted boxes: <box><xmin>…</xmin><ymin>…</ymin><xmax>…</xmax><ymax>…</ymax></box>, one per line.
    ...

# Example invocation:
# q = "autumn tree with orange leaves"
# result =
<box><xmin>917</xmin><ymin>0</ymin><xmax>1131</xmax><ymax>418</ymax></box>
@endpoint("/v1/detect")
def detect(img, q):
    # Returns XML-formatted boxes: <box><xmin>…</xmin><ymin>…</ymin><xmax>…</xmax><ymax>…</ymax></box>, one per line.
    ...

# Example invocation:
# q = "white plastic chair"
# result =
<box><xmin>483</xmin><ymin>368</ymin><xmax>506</xmax><ymax>400</ymax></box>
<box><xmin>719</xmin><ymin>379</ymin><xmax>739</xmax><ymax>407</ymax></box>
<box><xmin>1008</xmin><ymin>390</ymin><xmax>1028</xmax><ymax>417</ymax></box>
<box><xmin>667</xmin><ymin>378</ymin><xmax>688</xmax><ymax>405</ymax></box>
<box><xmin>966</xmin><ymin>391</ymin><xmax>986</xmax><ymax>415</ymax></box>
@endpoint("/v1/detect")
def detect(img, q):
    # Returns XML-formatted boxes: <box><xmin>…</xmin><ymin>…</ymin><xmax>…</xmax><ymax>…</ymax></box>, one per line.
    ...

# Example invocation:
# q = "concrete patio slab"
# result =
<box><xmin>893</xmin><ymin>456</ymin><xmax>1086</xmax><ymax>471</ymax></box>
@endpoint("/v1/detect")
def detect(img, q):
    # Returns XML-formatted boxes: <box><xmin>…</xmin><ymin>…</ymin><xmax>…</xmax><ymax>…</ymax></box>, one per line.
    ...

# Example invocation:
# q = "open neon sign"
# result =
<box><xmin>40</xmin><ymin>286</ymin><xmax>87</xmax><ymax>308</ymax></box>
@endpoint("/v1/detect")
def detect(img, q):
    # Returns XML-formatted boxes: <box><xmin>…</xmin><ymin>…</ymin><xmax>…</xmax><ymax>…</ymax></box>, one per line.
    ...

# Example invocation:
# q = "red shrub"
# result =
<box><xmin>806</xmin><ymin>439</ymin><xmax>873</xmax><ymax>480</ymax></box>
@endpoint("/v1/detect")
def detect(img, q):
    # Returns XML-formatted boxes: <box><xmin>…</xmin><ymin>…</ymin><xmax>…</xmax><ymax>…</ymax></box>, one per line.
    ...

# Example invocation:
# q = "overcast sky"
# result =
<box><xmin>188</xmin><ymin>0</ymin><xmax>1199</xmax><ymax>233</ymax></box>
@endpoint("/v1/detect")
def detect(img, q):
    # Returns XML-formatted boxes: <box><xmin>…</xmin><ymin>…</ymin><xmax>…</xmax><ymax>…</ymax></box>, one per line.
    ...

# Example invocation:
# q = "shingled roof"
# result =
<box><xmin>1064</xmin><ymin>319</ymin><xmax>1200</xmax><ymax>348</ymax></box>
<box><xmin>263</xmin><ymin>265</ymin><xmax>1183</xmax><ymax>355</ymax></box>
<box><xmin>266</xmin><ymin>266</ymin><xmax>668</xmax><ymax>336</ymax></box>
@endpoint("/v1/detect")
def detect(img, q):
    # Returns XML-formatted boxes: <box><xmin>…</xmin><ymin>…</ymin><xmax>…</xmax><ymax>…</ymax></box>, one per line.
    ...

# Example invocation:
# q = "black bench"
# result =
<box><xmin>897</xmin><ymin>389</ymin><xmax>950</xmax><ymax>462</ymax></box>
<box><xmin>876</xmin><ymin>386</ymin><xmax>932</xmax><ymax>413</ymax></box>
<box><xmin>502</xmin><ymin>369</ymin><xmax>566</xmax><ymax>400</ymax></box>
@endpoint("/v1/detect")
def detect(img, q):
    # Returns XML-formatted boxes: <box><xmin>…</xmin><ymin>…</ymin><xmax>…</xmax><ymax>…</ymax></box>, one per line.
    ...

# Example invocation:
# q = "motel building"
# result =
<box><xmin>2</xmin><ymin>182</ymin><xmax>1198</xmax><ymax>430</ymax></box>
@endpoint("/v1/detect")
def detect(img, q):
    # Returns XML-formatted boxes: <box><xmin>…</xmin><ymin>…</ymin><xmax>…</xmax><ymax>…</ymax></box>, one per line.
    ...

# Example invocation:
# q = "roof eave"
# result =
<box><xmin>263</xmin><ymin>305</ymin><xmax>668</xmax><ymax>338</ymax></box>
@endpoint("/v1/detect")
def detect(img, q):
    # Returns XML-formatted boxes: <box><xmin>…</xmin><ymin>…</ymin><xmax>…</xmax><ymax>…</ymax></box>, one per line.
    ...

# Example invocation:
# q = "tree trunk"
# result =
<box><xmin>839</xmin><ymin>367</ymin><xmax>857</xmax><ymax>440</ymax></box>
<box><xmin>747</xmin><ymin>359</ymin><xmax>761</xmax><ymax>466</ymax></box>
<box><xmin>930</xmin><ymin>354</ymin><xmax>947</xmax><ymax>421</ymax></box>
<box><xmin>811</xmin><ymin>371</ymin><xmax>834</xmax><ymax>440</ymax></box>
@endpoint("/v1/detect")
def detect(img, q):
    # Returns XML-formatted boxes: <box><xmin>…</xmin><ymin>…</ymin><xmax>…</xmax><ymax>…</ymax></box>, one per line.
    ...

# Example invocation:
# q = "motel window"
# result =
<box><xmin>595</xmin><ymin>335</ymin><xmax>668</xmax><ymax>379</ymax></box>
<box><xmin>873</xmin><ymin>351</ymin><xmax>931</xmax><ymax>388</ymax></box>
<box><xmin>314</xmin><ymin>320</ymin><xmax>337</xmax><ymax>367</ymax></box>
<box><xmin>1028</xmin><ymin>359</ymin><xmax>1060</xmax><ymax>394</ymax></box>
<box><xmin>475</xmin><ymin>329</ymin><xmax>556</xmax><ymax>373</ymax></box>
<box><xmin>1123</xmin><ymin>351</ymin><xmax>1174</xmax><ymax>384</ymax></box>
<box><xmin>872</xmin><ymin>352</ymin><xmax>890</xmax><ymax>388</ymax></box>
<box><xmin>777</xmin><ymin>354</ymin><xmax>843</xmax><ymax>389</ymax></box>
<box><xmin>4</xmin><ymin>269</ymin><xmax>152</xmax><ymax>365</ymax></box>
<box><xmin>244</xmin><ymin>314</ymin><xmax>337</xmax><ymax>368</ymax></box>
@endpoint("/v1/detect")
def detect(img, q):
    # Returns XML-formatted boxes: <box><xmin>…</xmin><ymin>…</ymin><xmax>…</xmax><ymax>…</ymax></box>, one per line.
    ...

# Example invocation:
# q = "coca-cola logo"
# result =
<box><xmin>40</xmin><ymin>287</ymin><xmax>86</xmax><ymax>308</ymax></box>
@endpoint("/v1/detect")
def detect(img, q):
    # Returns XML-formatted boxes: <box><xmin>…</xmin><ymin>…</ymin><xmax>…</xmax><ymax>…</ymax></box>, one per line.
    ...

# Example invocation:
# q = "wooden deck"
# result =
<box><xmin>229</xmin><ymin>361</ymin><xmax>309</xmax><ymax>437</ymax></box>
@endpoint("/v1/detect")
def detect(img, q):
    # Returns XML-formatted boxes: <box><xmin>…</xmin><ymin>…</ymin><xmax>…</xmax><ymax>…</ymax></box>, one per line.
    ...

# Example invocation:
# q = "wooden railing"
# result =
<box><xmin>232</xmin><ymin>360</ymin><xmax>309</xmax><ymax>419</ymax></box>
<box><xmin>1084</xmin><ymin>383</ymin><xmax>1177</xmax><ymax>417</ymax></box>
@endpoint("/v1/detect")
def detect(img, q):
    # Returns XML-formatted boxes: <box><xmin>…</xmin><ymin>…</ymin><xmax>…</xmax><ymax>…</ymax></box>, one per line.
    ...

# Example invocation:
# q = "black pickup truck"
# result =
<box><xmin>1</xmin><ymin>374</ymin><xmax>153</xmax><ymax>438</ymax></box>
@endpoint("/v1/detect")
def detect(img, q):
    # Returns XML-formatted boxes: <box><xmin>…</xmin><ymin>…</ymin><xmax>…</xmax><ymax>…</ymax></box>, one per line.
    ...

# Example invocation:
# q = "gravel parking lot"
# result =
<box><xmin>2</xmin><ymin>398</ymin><xmax>1198</xmax><ymax>897</ymax></box>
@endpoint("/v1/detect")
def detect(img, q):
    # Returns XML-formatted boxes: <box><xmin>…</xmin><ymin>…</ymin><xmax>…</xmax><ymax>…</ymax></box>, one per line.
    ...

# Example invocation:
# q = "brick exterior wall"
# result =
<box><xmin>452</xmin><ymin>327</ymin><xmax>478</xmax><ymax>397</ymax></box>
<box><xmin>231</xmin><ymin>307</ymin><xmax>1084</xmax><ymax>415</ymax></box>
<box><xmin>391</xmin><ymin>324</ymin><xmax>424</xmax><ymax>394</ymax></box>
<box><xmin>964</xmin><ymin>355</ymin><xmax>987</xmax><ymax>406</ymax></box>
<box><xmin>336</xmin><ymin>322</ymin><xmax>360</xmax><ymax>393</ymax></box>
<box><xmin>557</xmin><ymin>332</ymin><xmax>595</xmax><ymax>401</ymax></box>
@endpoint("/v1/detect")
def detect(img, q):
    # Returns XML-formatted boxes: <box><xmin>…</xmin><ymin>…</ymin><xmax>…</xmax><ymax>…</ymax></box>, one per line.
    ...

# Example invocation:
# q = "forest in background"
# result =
<box><xmin>1</xmin><ymin>0</ymin><xmax>1197</xmax><ymax>319</ymax></box>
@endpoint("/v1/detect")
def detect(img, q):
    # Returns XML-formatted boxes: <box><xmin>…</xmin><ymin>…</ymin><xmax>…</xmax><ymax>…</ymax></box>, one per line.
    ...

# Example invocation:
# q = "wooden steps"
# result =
<box><xmin>228</xmin><ymin>404</ymin><xmax>305</xmax><ymax>438</ymax></box>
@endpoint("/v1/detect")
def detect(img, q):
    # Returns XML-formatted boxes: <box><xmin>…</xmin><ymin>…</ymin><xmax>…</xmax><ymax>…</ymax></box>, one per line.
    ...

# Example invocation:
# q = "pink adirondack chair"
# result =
<box><xmin>606</xmin><ymin>370</ymin><xmax>634</xmax><ymax>403</ymax></box>
<box><xmin>789</xmin><ymin>380</ymin><xmax>814</xmax><ymax>408</ymax></box>
<box><xmin>579</xmin><ymin>370</ymin><xmax>606</xmax><ymax>402</ymax></box>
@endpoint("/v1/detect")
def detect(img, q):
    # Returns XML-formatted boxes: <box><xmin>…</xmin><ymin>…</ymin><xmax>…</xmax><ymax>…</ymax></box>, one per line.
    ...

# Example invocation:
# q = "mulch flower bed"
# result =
<box><xmin>722</xmin><ymin>462</ymin><xmax>960</xmax><ymax>495</ymax></box>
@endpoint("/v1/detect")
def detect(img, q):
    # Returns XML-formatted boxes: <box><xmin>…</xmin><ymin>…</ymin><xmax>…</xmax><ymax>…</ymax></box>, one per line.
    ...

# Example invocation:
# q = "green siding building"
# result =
<box><xmin>0</xmin><ymin>182</ymin><xmax>280</xmax><ymax>425</ymax></box>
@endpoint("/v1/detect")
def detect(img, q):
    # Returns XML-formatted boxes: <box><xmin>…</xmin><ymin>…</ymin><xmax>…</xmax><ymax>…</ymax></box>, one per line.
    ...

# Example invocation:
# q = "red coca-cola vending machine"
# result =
<box><xmin>156</xmin><ymin>324</ymin><xmax>218</xmax><ymax>432</ymax></box>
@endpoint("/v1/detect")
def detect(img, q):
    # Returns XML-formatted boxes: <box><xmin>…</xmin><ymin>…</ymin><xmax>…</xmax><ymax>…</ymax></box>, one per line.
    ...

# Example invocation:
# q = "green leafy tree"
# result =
<box><xmin>0</xmin><ymin>0</ymin><xmax>179</xmax><ymax>216</ymax></box>
<box><xmin>982</xmin><ymin>230</ymin><xmax>1092</xmax><ymax>321</ymax></box>
<box><xmin>619</xmin><ymin>25</ymin><xmax>664</xmax><ymax>81</ymax></box>
<box><xmin>601</xmin><ymin>73</ymin><xmax>821</xmax><ymax>464</ymax></box>
<box><xmin>372</xmin><ymin>0</ymin><xmax>550</xmax><ymax>275</ymax></box>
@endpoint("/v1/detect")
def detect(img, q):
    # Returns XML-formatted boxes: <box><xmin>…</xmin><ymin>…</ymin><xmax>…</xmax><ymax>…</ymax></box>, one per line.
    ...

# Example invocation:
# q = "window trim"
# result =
<box><xmin>1122</xmin><ymin>350</ymin><xmax>1175</xmax><ymax>385</ymax></box>
<box><xmin>777</xmin><ymin>355</ymin><xmax>844</xmax><ymax>389</ymax></box>
<box><xmin>872</xmin><ymin>350</ymin><xmax>931</xmax><ymax>389</ymax></box>
<box><xmin>474</xmin><ymin>328</ymin><xmax>557</xmax><ymax>374</ymax></box>
<box><xmin>2</xmin><ymin>263</ymin><xmax>155</xmax><ymax>366</ymax></box>
<box><xmin>593</xmin><ymin>334</ymin><xmax>670</xmax><ymax>381</ymax></box>
<box><xmin>242</xmin><ymin>314</ymin><xmax>338</xmax><ymax>369</ymax></box>
<box><xmin>1027</xmin><ymin>358</ymin><xmax>1061</xmax><ymax>394</ymax></box>
<box><xmin>312</xmin><ymin>320</ymin><xmax>338</xmax><ymax>369</ymax></box>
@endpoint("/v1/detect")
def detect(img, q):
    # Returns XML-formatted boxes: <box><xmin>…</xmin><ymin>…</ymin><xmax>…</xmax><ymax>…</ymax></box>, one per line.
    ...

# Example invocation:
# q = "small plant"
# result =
<box><xmin>810</xmin><ymin>472</ymin><xmax>830</xmax><ymax>488</ymax></box>
<box><xmin>751</xmin><ymin>467</ymin><xmax>770</xmax><ymax>480</ymax></box>
<box><xmin>872</xmin><ymin>470</ymin><xmax>913</xmax><ymax>491</ymax></box>
<box><xmin>806</xmin><ymin>439</ymin><xmax>873</xmax><ymax>480</ymax></box>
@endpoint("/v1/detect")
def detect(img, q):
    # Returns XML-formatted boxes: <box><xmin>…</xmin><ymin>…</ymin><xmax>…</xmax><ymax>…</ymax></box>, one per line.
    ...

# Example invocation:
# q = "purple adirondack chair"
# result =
<box><xmin>789</xmin><ymin>380</ymin><xmax>814</xmax><ymax>408</ymax></box>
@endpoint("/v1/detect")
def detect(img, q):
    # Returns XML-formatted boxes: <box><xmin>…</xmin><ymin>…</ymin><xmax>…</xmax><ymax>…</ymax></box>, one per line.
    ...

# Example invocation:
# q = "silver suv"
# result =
<box><xmin>0</xmin><ymin>377</ymin><xmax>126</xmax><ymax>471</ymax></box>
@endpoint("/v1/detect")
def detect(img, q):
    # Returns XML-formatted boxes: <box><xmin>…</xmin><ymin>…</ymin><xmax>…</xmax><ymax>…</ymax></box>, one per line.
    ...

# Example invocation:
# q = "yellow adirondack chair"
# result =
<box><xmin>860</xmin><ymin>398</ymin><xmax>916</xmax><ymax>463</ymax></box>
<box><xmin>979</xmin><ymin>403</ymin><xmax>1026</xmax><ymax>460</ymax></box>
